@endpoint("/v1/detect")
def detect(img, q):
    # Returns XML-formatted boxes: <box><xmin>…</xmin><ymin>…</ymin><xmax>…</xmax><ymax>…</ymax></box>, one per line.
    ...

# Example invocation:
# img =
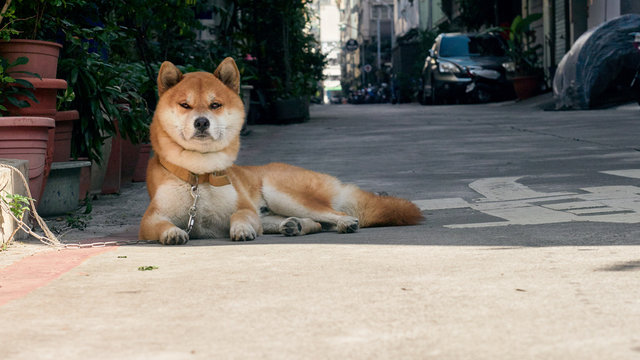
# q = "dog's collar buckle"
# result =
<box><xmin>188</xmin><ymin>171</ymin><xmax>231</xmax><ymax>187</ymax></box>
<box><xmin>159</xmin><ymin>156</ymin><xmax>231</xmax><ymax>187</ymax></box>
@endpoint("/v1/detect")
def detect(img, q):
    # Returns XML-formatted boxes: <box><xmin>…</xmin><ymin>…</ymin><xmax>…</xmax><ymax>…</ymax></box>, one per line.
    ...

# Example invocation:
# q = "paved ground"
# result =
<box><xmin>1</xmin><ymin>95</ymin><xmax>640</xmax><ymax>359</ymax></box>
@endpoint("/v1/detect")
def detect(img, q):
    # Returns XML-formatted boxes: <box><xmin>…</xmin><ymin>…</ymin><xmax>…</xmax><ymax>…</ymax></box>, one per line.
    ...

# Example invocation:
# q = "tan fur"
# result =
<box><xmin>139</xmin><ymin>58</ymin><xmax>424</xmax><ymax>245</ymax></box>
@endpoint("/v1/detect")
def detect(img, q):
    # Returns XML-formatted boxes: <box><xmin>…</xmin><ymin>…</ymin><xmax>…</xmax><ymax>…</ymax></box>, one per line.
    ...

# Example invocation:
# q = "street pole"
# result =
<box><xmin>377</xmin><ymin>6</ymin><xmax>381</xmax><ymax>72</ymax></box>
<box><xmin>361</xmin><ymin>42</ymin><xmax>365</xmax><ymax>86</ymax></box>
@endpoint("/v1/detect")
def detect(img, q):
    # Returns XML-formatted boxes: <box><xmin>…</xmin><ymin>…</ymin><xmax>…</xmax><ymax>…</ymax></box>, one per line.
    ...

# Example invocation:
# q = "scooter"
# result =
<box><xmin>465</xmin><ymin>68</ymin><xmax>501</xmax><ymax>103</ymax></box>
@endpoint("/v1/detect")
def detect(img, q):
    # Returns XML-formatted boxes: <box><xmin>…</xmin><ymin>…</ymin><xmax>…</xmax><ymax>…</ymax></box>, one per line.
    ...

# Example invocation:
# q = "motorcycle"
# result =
<box><xmin>464</xmin><ymin>68</ymin><xmax>506</xmax><ymax>103</ymax></box>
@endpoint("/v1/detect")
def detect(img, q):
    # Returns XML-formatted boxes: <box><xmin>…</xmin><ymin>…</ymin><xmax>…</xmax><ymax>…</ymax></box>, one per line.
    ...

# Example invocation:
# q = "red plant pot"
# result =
<box><xmin>0</xmin><ymin>116</ymin><xmax>55</xmax><ymax>202</ymax></box>
<box><xmin>3</xmin><ymin>78</ymin><xmax>68</xmax><ymax>197</ymax></box>
<box><xmin>132</xmin><ymin>143</ymin><xmax>152</xmax><ymax>182</ymax></box>
<box><xmin>512</xmin><ymin>75</ymin><xmax>540</xmax><ymax>100</ymax></box>
<box><xmin>5</xmin><ymin>78</ymin><xmax>67</xmax><ymax>117</ymax></box>
<box><xmin>0</xmin><ymin>39</ymin><xmax>62</xmax><ymax>78</ymax></box>
<box><xmin>120</xmin><ymin>137</ymin><xmax>140</xmax><ymax>183</ymax></box>
<box><xmin>53</xmin><ymin>110</ymin><xmax>79</xmax><ymax>162</ymax></box>
<box><xmin>102</xmin><ymin>121</ymin><xmax>122</xmax><ymax>194</ymax></box>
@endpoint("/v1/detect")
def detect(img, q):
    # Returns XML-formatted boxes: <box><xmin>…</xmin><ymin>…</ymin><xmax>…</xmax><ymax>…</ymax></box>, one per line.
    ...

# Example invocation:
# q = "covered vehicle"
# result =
<box><xmin>420</xmin><ymin>32</ymin><xmax>515</xmax><ymax>104</ymax></box>
<box><xmin>553</xmin><ymin>14</ymin><xmax>640</xmax><ymax>109</ymax></box>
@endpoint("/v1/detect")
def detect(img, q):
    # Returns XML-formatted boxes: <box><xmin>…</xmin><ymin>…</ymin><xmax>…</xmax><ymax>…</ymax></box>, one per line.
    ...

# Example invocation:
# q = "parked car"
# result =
<box><xmin>419</xmin><ymin>32</ymin><xmax>515</xmax><ymax>104</ymax></box>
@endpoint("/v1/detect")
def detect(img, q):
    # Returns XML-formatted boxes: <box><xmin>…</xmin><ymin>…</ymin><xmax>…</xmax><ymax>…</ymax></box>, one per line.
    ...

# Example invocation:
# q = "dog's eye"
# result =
<box><xmin>179</xmin><ymin>102</ymin><xmax>191</xmax><ymax>109</ymax></box>
<box><xmin>210</xmin><ymin>102</ymin><xmax>222</xmax><ymax>110</ymax></box>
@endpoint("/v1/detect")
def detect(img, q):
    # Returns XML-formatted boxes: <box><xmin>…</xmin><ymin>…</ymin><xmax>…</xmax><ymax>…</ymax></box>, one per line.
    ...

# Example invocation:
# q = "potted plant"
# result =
<box><xmin>231</xmin><ymin>0</ymin><xmax>325</xmax><ymax>124</ymax></box>
<box><xmin>0</xmin><ymin>43</ymin><xmax>54</xmax><ymax>203</ymax></box>
<box><xmin>0</xmin><ymin>0</ymin><xmax>64</xmax><ymax>78</ymax></box>
<box><xmin>500</xmin><ymin>13</ymin><xmax>544</xmax><ymax>99</ymax></box>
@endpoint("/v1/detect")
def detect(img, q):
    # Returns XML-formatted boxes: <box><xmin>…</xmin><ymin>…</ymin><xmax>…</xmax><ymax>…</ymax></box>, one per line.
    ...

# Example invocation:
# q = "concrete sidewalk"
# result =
<box><xmin>1</xmin><ymin>98</ymin><xmax>640</xmax><ymax>359</ymax></box>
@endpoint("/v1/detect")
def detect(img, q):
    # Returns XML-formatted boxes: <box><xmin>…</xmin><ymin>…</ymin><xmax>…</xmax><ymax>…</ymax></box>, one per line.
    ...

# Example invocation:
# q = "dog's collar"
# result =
<box><xmin>158</xmin><ymin>156</ymin><xmax>231</xmax><ymax>187</ymax></box>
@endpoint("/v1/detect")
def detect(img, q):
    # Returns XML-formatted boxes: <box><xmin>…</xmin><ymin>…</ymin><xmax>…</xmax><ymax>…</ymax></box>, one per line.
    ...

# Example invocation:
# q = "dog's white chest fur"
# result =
<box><xmin>154</xmin><ymin>180</ymin><xmax>238</xmax><ymax>238</ymax></box>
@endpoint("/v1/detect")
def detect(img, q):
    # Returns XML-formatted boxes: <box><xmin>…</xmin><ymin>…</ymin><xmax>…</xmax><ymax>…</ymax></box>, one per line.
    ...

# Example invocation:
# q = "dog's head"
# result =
<box><xmin>154</xmin><ymin>58</ymin><xmax>244</xmax><ymax>155</ymax></box>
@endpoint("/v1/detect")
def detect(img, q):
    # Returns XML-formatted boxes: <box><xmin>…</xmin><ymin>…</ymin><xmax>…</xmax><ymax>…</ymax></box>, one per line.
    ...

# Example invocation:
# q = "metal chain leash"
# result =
<box><xmin>66</xmin><ymin>184</ymin><xmax>200</xmax><ymax>247</ymax></box>
<box><xmin>61</xmin><ymin>239</ymin><xmax>158</xmax><ymax>249</ymax></box>
<box><xmin>186</xmin><ymin>184</ymin><xmax>199</xmax><ymax>234</ymax></box>
<box><xmin>1</xmin><ymin>163</ymin><xmax>160</xmax><ymax>250</ymax></box>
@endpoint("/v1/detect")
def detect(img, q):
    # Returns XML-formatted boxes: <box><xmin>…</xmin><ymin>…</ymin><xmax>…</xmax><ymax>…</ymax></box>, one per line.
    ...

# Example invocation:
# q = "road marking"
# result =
<box><xmin>412</xmin><ymin>198</ymin><xmax>469</xmax><ymax>210</ymax></box>
<box><xmin>413</xmin><ymin>170</ymin><xmax>640</xmax><ymax>228</ymax></box>
<box><xmin>600</xmin><ymin>169</ymin><xmax>640</xmax><ymax>179</ymax></box>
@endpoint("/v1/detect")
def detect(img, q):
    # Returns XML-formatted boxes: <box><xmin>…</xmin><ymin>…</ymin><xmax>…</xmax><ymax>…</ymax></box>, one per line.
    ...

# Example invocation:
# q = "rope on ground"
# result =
<box><xmin>0</xmin><ymin>163</ymin><xmax>61</xmax><ymax>248</ymax></box>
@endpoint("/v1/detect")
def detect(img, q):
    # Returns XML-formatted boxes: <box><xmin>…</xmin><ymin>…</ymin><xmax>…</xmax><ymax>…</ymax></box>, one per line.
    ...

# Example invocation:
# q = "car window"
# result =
<box><xmin>469</xmin><ymin>36</ymin><xmax>506</xmax><ymax>57</ymax></box>
<box><xmin>439</xmin><ymin>36</ymin><xmax>470</xmax><ymax>57</ymax></box>
<box><xmin>439</xmin><ymin>35</ymin><xmax>506</xmax><ymax>57</ymax></box>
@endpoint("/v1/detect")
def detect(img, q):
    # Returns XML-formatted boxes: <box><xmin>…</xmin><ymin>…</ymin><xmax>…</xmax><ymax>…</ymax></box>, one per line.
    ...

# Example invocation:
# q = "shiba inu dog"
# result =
<box><xmin>139</xmin><ymin>58</ymin><xmax>423</xmax><ymax>245</ymax></box>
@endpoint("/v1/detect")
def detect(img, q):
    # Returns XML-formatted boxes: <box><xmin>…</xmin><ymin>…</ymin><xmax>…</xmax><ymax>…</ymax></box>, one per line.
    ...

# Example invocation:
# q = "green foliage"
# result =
<box><xmin>2</xmin><ymin>192</ymin><xmax>31</xmax><ymax>220</ymax></box>
<box><xmin>0</xmin><ymin>4</ymin><xmax>20</xmax><ymax>41</ymax></box>
<box><xmin>234</xmin><ymin>0</ymin><xmax>326</xmax><ymax>100</ymax></box>
<box><xmin>3</xmin><ymin>0</ymin><xmax>325</xmax><ymax>156</ymax></box>
<box><xmin>64</xmin><ymin>213</ymin><xmax>91</xmax><ymax>231</ymax></box>
<box><xmin>11</xmin><ymin>0</ymin><xmax>86</xmax><ymax>40</ymax></box>
<box><xmin>0</xmin><ymin>56</ymin><xmax>39</xmax><ymax>113</ymax></box>
<box><xmin>489</xmin><ymin>13</ymin><xmax>543</xmax><ymax>76</ymax></box>
<box><xmin>507</xmin><ymin>13</ymin><xmax>543</xmax><ymax>75</ymax></box>
<box><xmin>456</xmin><ymin>0</ymin><xmax>496</xmax><ymax>31</ymax></box>
<box><xmin>138</xmin><ymin>265</ymin><xmax>158</xmax><ymax>271</ymax></box>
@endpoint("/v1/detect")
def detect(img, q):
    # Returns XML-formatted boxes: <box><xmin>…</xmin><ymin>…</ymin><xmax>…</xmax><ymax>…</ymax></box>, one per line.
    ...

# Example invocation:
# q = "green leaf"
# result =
<box><xmin>12</xmin><ymin>57</ymin><xmax>29</xmax><ymax>66</ymax></box>
<box><xmin>13</xmin><ymin>78</ymin><xmax>34</xmax><ymax>88</ymax></box>
<box><xmin>6</xmin><ymin>97</ymin><xmax>30</xmax><ymax>108</ymax></box>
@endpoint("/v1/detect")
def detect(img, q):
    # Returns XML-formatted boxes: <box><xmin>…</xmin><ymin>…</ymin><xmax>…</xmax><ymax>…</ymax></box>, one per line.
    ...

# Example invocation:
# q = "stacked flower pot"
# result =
<box><xmin>0</xmin><ymin>40</ymin><xmax>90</xmax><ymax>216</ymax></box>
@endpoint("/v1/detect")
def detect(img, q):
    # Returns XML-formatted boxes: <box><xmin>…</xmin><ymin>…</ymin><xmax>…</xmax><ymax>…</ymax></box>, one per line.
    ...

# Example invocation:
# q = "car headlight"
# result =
<box><xmin>438</xmin><ymin>61</ymin><xmax>461</xmax><ymax>74</ymax></box>
<box><xmin>502</xmin><ymin>61</ymin><xmax>516</xmax><ymax>73</ymax></box>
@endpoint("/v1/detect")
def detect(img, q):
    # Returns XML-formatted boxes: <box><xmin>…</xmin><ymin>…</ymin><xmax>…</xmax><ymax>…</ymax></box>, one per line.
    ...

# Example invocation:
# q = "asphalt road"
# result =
<box><xmin>1</xmin><ymin>96</ymin><xmax>640</xmax><ymax>359</ymax></box>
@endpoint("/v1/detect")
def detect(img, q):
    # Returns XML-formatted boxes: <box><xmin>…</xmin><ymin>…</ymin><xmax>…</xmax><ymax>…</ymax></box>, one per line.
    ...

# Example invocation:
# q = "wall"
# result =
<box><xmin>394</xmin><ymin>0</ymin><xmax>420</xmax><ymax>37</ymax></box>
<box><xmin>588</xmin><ymin>0</ymin><xmax>621</xmax><ymax>29</ymax></box>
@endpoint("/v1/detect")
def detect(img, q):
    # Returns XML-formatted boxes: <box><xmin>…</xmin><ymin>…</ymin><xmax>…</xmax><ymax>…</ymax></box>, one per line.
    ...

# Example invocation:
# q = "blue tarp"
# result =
<box><xmin>553</xmin><ymin>14</ymin><xmax>640</xmax><ymax>109</ymax></box>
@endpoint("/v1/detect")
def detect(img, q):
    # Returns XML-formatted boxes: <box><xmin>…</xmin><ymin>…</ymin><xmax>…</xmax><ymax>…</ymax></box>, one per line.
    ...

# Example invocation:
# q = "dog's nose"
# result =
<box><xmin>194</xmin><ymin>117</ymin><xmax>210</xmax><ymax>132</ymax></box>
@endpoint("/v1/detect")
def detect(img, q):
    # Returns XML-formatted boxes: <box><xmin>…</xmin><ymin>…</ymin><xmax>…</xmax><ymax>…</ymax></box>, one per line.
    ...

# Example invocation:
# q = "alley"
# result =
<box><xmin>1</xmin><ymin>99</ymin><xmax>640</xmax><ymax>359</ymax></box>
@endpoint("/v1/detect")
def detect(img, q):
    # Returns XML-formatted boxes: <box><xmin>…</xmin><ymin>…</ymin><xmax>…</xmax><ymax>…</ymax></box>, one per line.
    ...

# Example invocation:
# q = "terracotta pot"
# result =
<box><xmin>102</xmin><ymin>123</ymin><xmax>122</xmax><ymax>194</ymax></box>
<box><xmin>270</xmin><ymin>97</ymin><xmax>310</xmax><ymax>124</ymax></box>
<box><xmin>3</xmin><ymin>78</ymin><xmax>67</xmax><ymax>198</ymax></box>
<box><xmin>132</xmin><ymin>143</ymin><xmax>152</xmax><ymax>182</ymax></box>
<box><xmin>512</xmin><ymin>75</ymin><xmax>539</xmax><ymax>100</ymax></box>
<box><xmin>53</xmin><ymin>110</ymin><xmax>79</xmax><ymax>162</ymax></box>
<box><xmin>4</xmin><ymin>78</ymin><xmax>67</xmax><ymax>117</ymax></box>
<box><xmin>120</xmin><ymin>137</ymin><xmax>140</xmax><ymax>183</ymax></box>
<box><xmin>0</xmin><ymin>39</ymin><xmax>62</xmax><ymax>78</ymax></box>
<box><xmin>0</xmin><ymin>116</ymin><xmax>55</xmax><ymax>202</ymax></box>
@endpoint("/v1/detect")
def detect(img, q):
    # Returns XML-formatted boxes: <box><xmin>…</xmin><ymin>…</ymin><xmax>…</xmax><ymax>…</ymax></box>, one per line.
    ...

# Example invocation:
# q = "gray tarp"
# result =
<box><xmin>553</xmin><ymin>14</ymin><xmax>640</xmax><ymax>109</ymax></box>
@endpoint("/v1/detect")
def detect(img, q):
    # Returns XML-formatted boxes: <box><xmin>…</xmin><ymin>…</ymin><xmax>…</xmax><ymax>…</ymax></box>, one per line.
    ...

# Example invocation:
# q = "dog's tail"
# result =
<box><xmin>342</xmin><ymin>185</ymin><xmax>424</xmax><ymax>228</ymax></box>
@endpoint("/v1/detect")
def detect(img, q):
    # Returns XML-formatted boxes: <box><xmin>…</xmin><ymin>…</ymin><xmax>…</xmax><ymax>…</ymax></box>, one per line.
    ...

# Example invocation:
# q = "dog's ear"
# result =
<box><xmin>157</xmin><ymin>61</ymin><xmax>183</xmax><ymax>96</ymax></box>
<box><xmin>213</xmin><ymin>57</ymin><xmax>240</xmax><ymax>94</ymax></box>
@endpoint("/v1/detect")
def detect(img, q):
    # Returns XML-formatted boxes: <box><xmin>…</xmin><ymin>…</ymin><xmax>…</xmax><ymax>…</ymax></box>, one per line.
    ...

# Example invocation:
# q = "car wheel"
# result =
<box><xmin>477</xmin><ymin>88</ymin><xmax>491</xmax><ymax>103</ymax></box>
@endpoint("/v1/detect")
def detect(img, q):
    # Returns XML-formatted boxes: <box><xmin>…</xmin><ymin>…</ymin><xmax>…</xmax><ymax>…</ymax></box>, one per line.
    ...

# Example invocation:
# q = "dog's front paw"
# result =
<box><xmin>337</xmin><ymin>216</ymin><xmax>359</xmax><ymax>234</ymax></box>
<box><xmin>160</xmin><ymin>227</ymin><xmax>189</xmax><ymax>245</ymax></box>
<box><xmin>230</xmin><ymin>222</ymin><xmax>257</xmax><ymax>242</ymax></box>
